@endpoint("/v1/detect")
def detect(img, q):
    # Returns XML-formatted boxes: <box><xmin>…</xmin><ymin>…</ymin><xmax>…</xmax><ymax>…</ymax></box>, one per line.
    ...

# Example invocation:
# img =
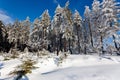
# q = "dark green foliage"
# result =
<box><xmin>0</xmin><ymin>21</ymin><xmax>11</xmax><ymax>53</ymax></box>
<box><xmin>9</xmin><ymin>58</ymin><xmax>38</xmax><ymax>76</ymax></box>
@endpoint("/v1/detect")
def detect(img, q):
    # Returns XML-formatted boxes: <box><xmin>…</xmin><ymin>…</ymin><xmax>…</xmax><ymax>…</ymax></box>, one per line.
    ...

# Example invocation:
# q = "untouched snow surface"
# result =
<box><xmin>0</xmin><ymin>55</ymin><xmax>120</xmax><ymax>80</ymax></box>
<box><xmin>30</xmin><ymin>64</ymin><xmax>120</xmax><ymax>80</ymax></box>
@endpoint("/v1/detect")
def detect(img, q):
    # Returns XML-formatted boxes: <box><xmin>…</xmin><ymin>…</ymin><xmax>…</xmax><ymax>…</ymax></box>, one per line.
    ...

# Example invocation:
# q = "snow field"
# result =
<box><xmin>0</xmin><ymin>54</ymin><xmax>120</xmax><ymax>80</ymax></box>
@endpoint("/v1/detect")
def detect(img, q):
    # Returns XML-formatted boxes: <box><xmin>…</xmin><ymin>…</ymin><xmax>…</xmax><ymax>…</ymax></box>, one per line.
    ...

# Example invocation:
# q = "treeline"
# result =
<box><xmin>0</xmin><ymin>0</ymin><xmax>120</xmax><ymax>55</ymax></box>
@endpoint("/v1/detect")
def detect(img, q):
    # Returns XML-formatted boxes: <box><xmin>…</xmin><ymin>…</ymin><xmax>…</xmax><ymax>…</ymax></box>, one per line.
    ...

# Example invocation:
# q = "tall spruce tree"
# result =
<box><xmin>73</xmin><ymin>10</ymin><xmax>83</xmax><ymax>54</ymax></box>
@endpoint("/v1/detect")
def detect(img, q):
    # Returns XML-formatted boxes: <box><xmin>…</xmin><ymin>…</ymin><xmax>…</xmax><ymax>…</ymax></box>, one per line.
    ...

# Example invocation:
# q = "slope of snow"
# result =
<box><xmin>0</xmin><ymin>55</ymin><xmax>120</xmax><ymax>80</ymax></box>
<box><xmin>29</xmin><ymin>64</ymin><xmax>120</xmax><ymax>80</ymax></box>
<box><xmin>61</xmin><ymin>55</ymin><xmax>118</xmax><ymax>68</ymax></box>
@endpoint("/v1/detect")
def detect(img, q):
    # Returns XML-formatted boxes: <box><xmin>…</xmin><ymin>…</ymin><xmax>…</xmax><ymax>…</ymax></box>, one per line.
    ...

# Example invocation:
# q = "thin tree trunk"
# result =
<box><xmin>56</xmin><ymin>37</ymin><xmax>59</xmax><ymax>56</ymax></box>
<box><xmin>84</xmin><ymin>43</ymin><xmax>87</xmax><ymax>55</ymax></box>
<box><xmin>64</xmin><ymin>38</ymin><xmax>67</xmax><ymax>52</ymax></box>
<box><xmin>100</xmin><ymin>35</ymin><xmax>104</xmax><ymax>56</ymax></box>
<box><xmin>68</xmin><ymin>38</ymin><xmax>72</xmax><ymax>54</ymax></box>
<box><xmin>77</xmin><ymin>27</ymin><xmax>81</xmax><ymax>54</ymax></box>
<box><xmin>59</xmin><ymin>33</ymin><xmax>63</xmax><ymax>52</ymax></box>
<box><xmin>112</xmin><ymin>35</ymin><xmax>120</xmax><ymax>54</ymax></box>
<box><xmin>113</xmin><ymin>35</ymin><xmax>118</xmax><ymax>50</ymax></box>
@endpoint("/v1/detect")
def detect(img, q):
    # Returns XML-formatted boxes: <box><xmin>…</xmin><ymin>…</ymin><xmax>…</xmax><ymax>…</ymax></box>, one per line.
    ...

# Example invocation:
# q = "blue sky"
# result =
<box><xmin>0</xmin><ymin>0</ymin><xmax>119</xmax><ymax>23</ymax></box>
<box><xmin>0</xmin><ymin>0</ymin><xmax>96</xmax><ymax>23</ymax></box>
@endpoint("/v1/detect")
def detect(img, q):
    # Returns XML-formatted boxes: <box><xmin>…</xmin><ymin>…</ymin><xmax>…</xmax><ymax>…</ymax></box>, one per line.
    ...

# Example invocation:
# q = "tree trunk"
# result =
<box><xmin>100</xmin><ymin>35</ymin><xmax>104</xmax><ymax>56</ymax></box>
<box><xmin>76</xmin><ymin>27</ymin><xmax>81</xmax><ymax>54</ymax></box>
<box><xmin>56</xmin><ymin>37</ymin><xmax>59</xmax><ymax>56</ymax></box>
<box><xmin>68</xmin><ymin>38</ymin><xmax>72</xmax><ymax>54</ymax></box>
<box><xmin>112</xmin><ymin>35</ymin><xmax>120</xmax><ymax>54</ymax></box>
<box><xmin>59</xmin><ymin>33</ymin><xmax>63</xmax><ymax>52</ymax></box>
<box><xmin>84</xmin><ymin>43</ymin><xmax>87</xmax><ymax>55</ymax></box>
<box><xmin>63</xmin><ymin>38</ymin><xmax>67</xmax><ymax>52</ymax></box>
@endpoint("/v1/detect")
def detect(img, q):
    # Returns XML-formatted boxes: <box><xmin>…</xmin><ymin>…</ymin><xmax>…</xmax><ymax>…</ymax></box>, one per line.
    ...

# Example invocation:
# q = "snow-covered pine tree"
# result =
<box><xmin>0</xmin><ymin>21</ymin><xmax>16</xmax><ymax>52</ymax></box>
<box><xmin>62</xmin><ymin>1</ymin><xmax>73</xmax><ymax>54</ymax></box>
<box><xmin>21</xmin><ymin>16</ymin><xmax>31</xmax><ymax>45</ymax></box>
<box><xmin>40</xmin><ymin>10</ymin><xmax>51</xmax><ymax>39</ymax></box>
<box><xmin>30</xmin><ymin>10</ymin><xmax>51</xmax><ymax>52</ymax></box>
<box><xmin>91</xmin><ymin>0</ymin><xmax>102</xmax><ymax>53</ymax></box>
<box><xmin>84</xmin><ymin>6</ymin><xmax>92</xmax><ymax>54</ymax></box>
<box><xmin>8</xmin><ymin>18</ymin><xmax>30</xmax><ymax>51</ymax></box>
<box><xmin>7</xmin><ymin>19</ymin><xmax>21</xmax><ymax>49</ymax></box>
<box><xmin>98</xmin><ymin>0</ymin><xmax>120</xmax><ymax>55</ymax></box>
<box><xmin>73</xmin><ymin>10</ymin><xmax>83</xmax><ymax>54</ymax></box>
<box><xmin>30</xmin><ymin>18</ymin><xmax>41</xmax><ymax>51</ymax></box>
<box><xmin>53</xmin><ymin>4</ymin><xmax>63</xmax><ymax>35</ymax></box>
<box><xmin>51</xmin><ymin>4</ymin><xmax>64</xmax><ymax>55</ymax></box>
<box><xmin>0</xmin><ymin>21</ymin><xmax>4</xmax><ymax>45</ymax></box>
<box><xmin>40</xmin><ymin>10</ymin><xmax>51</xmax><ymax>50</ymax></box>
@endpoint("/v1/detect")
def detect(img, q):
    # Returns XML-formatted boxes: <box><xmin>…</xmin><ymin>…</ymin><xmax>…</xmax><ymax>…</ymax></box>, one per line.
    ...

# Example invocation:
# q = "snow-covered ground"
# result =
<box><xmin>0</xmin><ymin>54</ymin><xmax>120</xmax><ymax>80</ymax></box>
<box><xmin>30</xmin><ymin>64</ymin><xmax>120</xmax><ymax>80</ymax></box>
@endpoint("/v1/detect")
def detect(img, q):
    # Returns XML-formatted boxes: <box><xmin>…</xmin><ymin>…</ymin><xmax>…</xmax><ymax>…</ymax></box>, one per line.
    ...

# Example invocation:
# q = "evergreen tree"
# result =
<box><xmin>52</xmin><ymin>4</ymin><xmax>64</xmax><ymax>55</ymax></box>
<box><xmin>97</xmin><ymin>0</ymin><xmax>120</xmax><ymax>55</ymax></box>
<box><xmin>73</xmin><ymin>10</ymin><xmax>83</xmax><ymax>54</ymax></box>
<box><xmin>21</xmin><ymin>16</ymin><xmax>31</xmax><ymax>45</ymax></box>
<box><xmin>40</xmin><ymin>10</ymin><xmax>51</xmax><ymax>50</ymax></box>
<box><xmin>62</xmin><ymin>1</ymin><xmax>73</xmax><ymax>54</ymax></box>
<box><xmin>0</xmin><ymin>21</ymin><xmax>4</xmax><ymax>44</ymax></box>
<box><xmin>91</xmin><ymin>0</ymin><xmax>102</xmax><ymax>53</ymax></box>
<box><xmin>84</xmin><ymin>6</ymin><xmax>92</xmax><ymax>54</ymax></box>
<box><xmin>30</xmin><ymin>18</ymin><xmax>41</xmax><ymax>51</ymax></box>
<box><xmin>40</xmin><ymin>10</ymin><xmax>51</xmax><ymax>39</ymax></box>
<box><xmin>0</xmin><ymin>21</ymin><xmax>10</xmax><ymax>52</ymax></box>
<box><xmin>0</xmin><ymin>21</ymin><xmax>4</xmax><ymax>51</ymax></box>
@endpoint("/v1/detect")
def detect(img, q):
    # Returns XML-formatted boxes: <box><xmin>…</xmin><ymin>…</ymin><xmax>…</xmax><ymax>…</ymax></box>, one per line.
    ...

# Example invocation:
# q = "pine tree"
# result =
<box><xmin>0</xmin><ymin>21</ymin><xmax>10</xmax><ymax>52</ymax></box>
<box><xmin>73</xmin><ymin>10</ymin><xmax>83</xmax><ymax>54</ymax></box>
<box><xmin>91</xmin><ymin>0</ymin><xmax>102</xmax><ymax>53</ymax></box>
<box><xmin>21</xmin><ymin>16</ymin><xmax>31</xmax><ymax>45</ymax></box>
<box><xmin>62</xmin><ymin>1</ymin><xmax>73</xmax><ymax>54</ymax></box>
<box><xmin>40</xmin><ymin>10</ymin><xmax>51</xmax><ymax>39</ymax></box>
<box><xmin>0</xmin><ymin>21</ymin><xmax>4</xmax><ymax>44</ymax></box>
<box><xmin>40</xmin><ymin>10</ymin><xmax>51</xmax><ymax>50</ymax></box>
<box><xmin>8</xmin><ymin>19</ymin><xmax>21</xmax><ymax>49</ymax></box>
<box><xmin>84</xmin><ymin>6</ymin><xmax>93</xmax><ymax>54</ymax></box>
<box><xmin>0</xmin><ymin>21</ymin><xmax>4</xmax><ymax>51</ymax></box>
<box><xmin>30</xmin><ymin>18</ymin><xmax>41</xmax><ymax>51</ymax></box>
<box><xmin>53</xmin><ymin>4</ymin><xmax>63</xmax><ymax>34</ymax></box>
<box><xmin>98</xmin><ymin>0</ymin><xmax>120</xmax><ymax>55</ymax></box>
<box><xmin>52</xmin><ymin>4</ymin><xmax>64</xmax><ymax>55</ymax></box>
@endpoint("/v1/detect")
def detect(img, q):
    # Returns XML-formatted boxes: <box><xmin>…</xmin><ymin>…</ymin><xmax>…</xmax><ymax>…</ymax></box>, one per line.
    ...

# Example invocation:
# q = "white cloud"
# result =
<box><xmin>0</xmin><ymin>10</ymin><xmax>13</xmax><ymax>24</ymax></box>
